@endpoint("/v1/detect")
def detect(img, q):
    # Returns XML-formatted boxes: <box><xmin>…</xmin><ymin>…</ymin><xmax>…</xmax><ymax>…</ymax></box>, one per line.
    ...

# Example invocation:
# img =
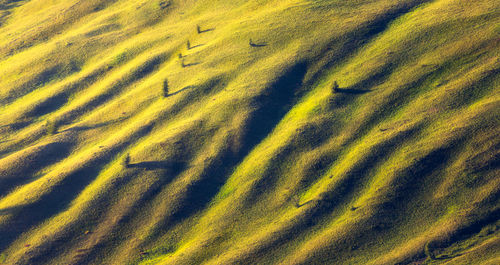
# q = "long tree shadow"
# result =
<box><xmin>334</xmin><ymin>87</ymin><xmax>371</xmax><ymax>94</ymax></box>
<box><xmin>295</xmin><ymin>200</ymin><xmax>315</xmax><ymax>208</ymax></box>
<box><xmin>167</xmin><ymin>86</ymin><xmax>195</xmax><ymax>97</ymax></box>
<box><xmin>157</xmin><ymin>62</ymin><xmax>309</xmax><ymax>233</ymax></box>
<box><xmin>187</xmin><ymin>44</ymin><xmax>205</xmax><ymax>50</ymax></box>
<box><xmin>181</xmin><ymin>60</ymin><xmax>200</xmax><ymax>68</ymax></box>
<box><xmin>236</xmin><ymin>125</ymin><xmax>426</xmax><ymax>265</ymax></box>
<box><xmin>329</xmin><ymin>66</ymin><xmax>391</xmax><ymax>110</ymax></box>
<box><xmin>0</xmin><ymin>124</ymin><xmax>154</xmax><ymax>253</ymax></box>
<box><xmin>19</xmin><ymin>142</ymin><xmax>187</xmax><ymax>265</ymax></box>
<box><xmin>198</xmin><ymin>28</ymin><xmax>215</xmax><ymax>33</ymax></box>
<box><xmin>128</xmin><ymin>161</ymin><xmax>186</xmax><ymax>171</ymax></box>
<box><xmin>307</xmin><ymin>0</ymin><xmax>432</xmax><ymax>87</ymax></box>
<box><xmin>249</xmin><ymin>39</ymin><xmax>267</xmax><ymax>47</ymax></box>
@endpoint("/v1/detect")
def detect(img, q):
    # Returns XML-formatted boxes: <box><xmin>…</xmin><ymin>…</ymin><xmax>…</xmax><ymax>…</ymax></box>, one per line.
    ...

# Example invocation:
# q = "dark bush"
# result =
<box><xmin>332</xmin><ymin>81</ymin><xmax>340</xmax><ymax>93</ymax></box>
<box><xmin>123</xmin><ymin>153</ymin><xmax>131</xmax><ymax>168</ymax></box>
<box><xmin>163</xmin><ymin>79</ymin><xmax>169</xmax><ymax>97</ymax></box>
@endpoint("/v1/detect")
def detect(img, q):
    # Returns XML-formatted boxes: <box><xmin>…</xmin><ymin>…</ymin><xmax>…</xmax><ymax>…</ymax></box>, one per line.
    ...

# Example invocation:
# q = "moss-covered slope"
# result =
<box><xmin>0</xmin><ymin>0</ymin><xmax>499</xmax><ymax>264</ymax></box>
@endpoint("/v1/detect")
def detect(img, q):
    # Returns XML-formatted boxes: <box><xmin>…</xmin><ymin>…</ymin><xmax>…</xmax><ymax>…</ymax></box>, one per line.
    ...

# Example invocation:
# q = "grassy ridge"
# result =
<box><xmin>0</xmin><ymin>0</ymin><xmax>499</xmax><ymax>264</ymax></box>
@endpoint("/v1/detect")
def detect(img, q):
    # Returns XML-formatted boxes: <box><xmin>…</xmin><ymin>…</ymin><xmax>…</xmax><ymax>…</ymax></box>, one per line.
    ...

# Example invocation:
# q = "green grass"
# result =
<box><xmin>0</xmin><ymin>0</ymin><xmax>499</xmax><ymax>264</ymax></box>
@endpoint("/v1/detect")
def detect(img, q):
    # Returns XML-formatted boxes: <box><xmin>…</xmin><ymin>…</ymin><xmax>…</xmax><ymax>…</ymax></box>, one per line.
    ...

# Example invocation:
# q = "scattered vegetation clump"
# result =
<box><xmin>0</xmin><ymin>1</ymin><xmax>498</xmax><ymax>264</ymax></box>
<box><xmin>110</xmin><ymin>51</ymin><xmax>129</xmax><ymax>67</ymax></box>
<box><xmin>46</xmin><ymin>120</ymin><xmax>57</xmax><ymax>135</ymax></box>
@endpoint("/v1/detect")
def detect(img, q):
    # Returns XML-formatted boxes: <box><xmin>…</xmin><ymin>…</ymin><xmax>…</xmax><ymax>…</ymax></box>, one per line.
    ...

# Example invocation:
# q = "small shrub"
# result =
<box><xmin>122</xmin><ymin>153</ymin><xmax>131</xmax><ymax>168</ymax></box>
<box><xmin>178</xmin><ymin>53</ymin><xmax>182</xmax><ymax>59</ymax></box>
<box><xmin>163</xmin><ymin>79</ymin><xmax>169</xmax><ymax>97</ymax></box>
<box><xmin>111</xmin><ymin>51</ymin><xmax>128</xmax><ymax>67</ymax></box>
<box><xmin>46</xmin><ymin>120</ymin><xmax>57</xmax><ymax>135</ymax></box>
<box><xmin>332</xmin><ymin>81</ymin><xmax>340</xmax><ymax>93</ymax></box>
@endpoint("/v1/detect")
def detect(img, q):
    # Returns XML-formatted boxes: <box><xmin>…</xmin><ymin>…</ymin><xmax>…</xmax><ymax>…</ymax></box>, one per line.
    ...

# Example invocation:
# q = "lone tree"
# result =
<box><xmin>332</xmin><ymin>81</ymin><xmax>340</xmax><ymax>93</ymax></box>
<box><xmin>122</xmin><ymin>153</ymin><xmax>131</xmax><ymax>168</ymax></box>
<box><xmin>187</xmin><ymin>40</ymin><xmax>191</xmax><ymax>49</ymax></box>
<box><xmin>196</xmin><ymin>25</ymin><xmax>201</xmax><ymax>34</ymax></box>
<box><xmin>163</xmin><ymin>79</ymin><xmax>169</xmax><ymax>97</ymax></box>
<box><xmin>178</xmin><ymin>53</ymin><xmax>182</xmax><ymax>59</ymax></box>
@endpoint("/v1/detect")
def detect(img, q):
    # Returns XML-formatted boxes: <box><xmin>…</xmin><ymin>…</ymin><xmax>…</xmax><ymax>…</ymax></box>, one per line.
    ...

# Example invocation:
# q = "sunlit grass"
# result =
<box><xmin>0</xmin><ymin>0</ymin><xmax>498</xmax><ymax>264</ymax></box>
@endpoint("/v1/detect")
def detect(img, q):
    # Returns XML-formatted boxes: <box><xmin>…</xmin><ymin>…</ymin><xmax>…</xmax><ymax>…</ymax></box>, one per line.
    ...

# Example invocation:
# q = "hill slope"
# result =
<box><xmin>0</xmin><ymin>0</ymin><xmax>499</xmax><ymax>264</ymax></box>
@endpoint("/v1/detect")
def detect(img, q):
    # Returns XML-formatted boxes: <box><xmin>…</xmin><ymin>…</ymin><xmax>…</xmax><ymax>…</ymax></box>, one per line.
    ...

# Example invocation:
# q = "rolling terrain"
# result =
<box><xmin>0</xmin><ymin>0</ymin><xmax>499</xmax><ymax>264</ymax></box>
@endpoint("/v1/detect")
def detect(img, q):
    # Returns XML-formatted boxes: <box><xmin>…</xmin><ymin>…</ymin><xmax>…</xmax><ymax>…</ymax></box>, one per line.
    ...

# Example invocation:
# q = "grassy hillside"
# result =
<box><xmin>0</xmin><ymin>0</ymin><xmax>499</xmax><ymax>264</ymax></box>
